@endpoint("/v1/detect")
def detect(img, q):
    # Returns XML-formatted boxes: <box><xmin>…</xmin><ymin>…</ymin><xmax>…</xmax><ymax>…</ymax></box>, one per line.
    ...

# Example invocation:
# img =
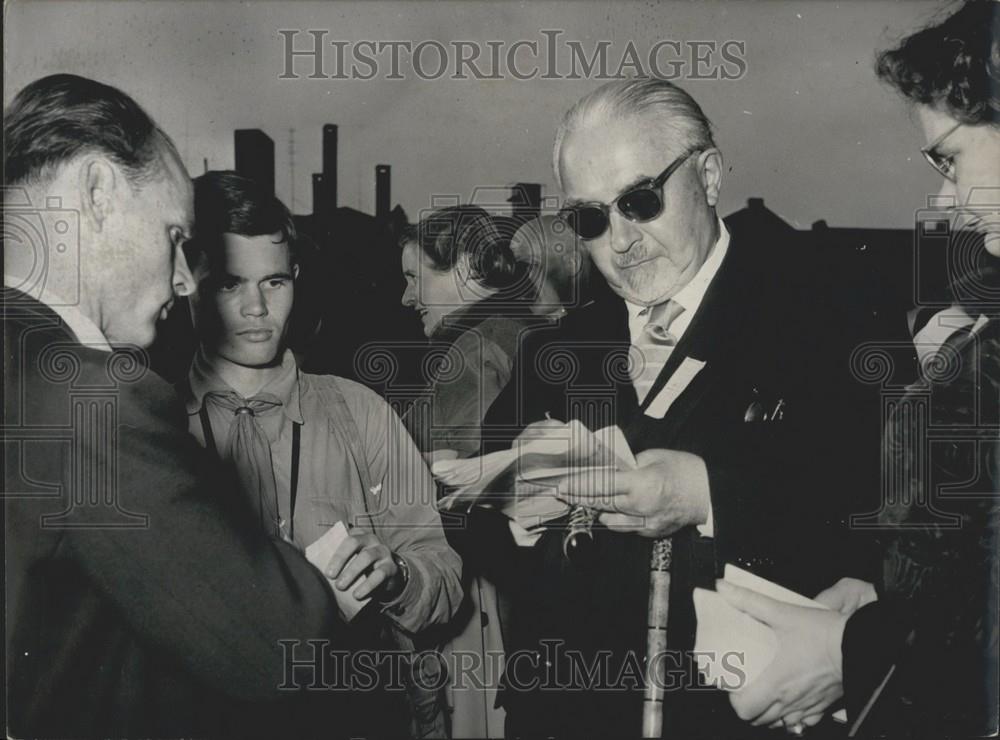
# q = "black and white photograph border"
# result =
<box><xmin>4</xmin><ymin>1</ymin><xmax>998</xmax><ymax>739</ymax></box>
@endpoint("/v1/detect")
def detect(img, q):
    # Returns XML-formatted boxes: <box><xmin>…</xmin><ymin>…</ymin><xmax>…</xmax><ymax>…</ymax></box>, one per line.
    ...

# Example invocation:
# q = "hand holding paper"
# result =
<box><xmin>551</xmin><ymin>448</ymin><xmax>711</xmax><ymax>538</ymax></box>
<box><xmin>695</xmin><ymin>566</ymin><xmax>848</xmax><ymax>730</ymax></box>
<box><xmin>306</xmin><ymin>522</ymin><xmax>371</xmax><ymax>621</ymax></box>
<box><xmin>431</xmin><ymin>420</ymin><xmax>637</xmax><ymax>530</ymax></box>
<box><xmin>305</xmin><ymin>521</ymin><xmax>402</xmax><ymax>622</ymax></box>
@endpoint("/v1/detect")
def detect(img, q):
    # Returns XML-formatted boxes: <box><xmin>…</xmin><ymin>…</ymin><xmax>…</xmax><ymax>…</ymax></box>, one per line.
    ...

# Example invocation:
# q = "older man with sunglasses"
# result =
<box><xmin>487</xmin><ymin>78</ymin><xmax>905</xmax><ymax>739</ymax></box>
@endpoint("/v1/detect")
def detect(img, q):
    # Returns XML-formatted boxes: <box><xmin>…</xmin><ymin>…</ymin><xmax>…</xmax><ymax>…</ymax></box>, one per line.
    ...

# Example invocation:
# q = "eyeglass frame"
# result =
<box><xmin>558</xmin><ymin>148</ymin><xmax>702</xmax><ymax>240</ymax></box>
<box><xmin>920</xmin><ymin>121</ymin><xmax>962</xmax><ymax>182</ymax></box>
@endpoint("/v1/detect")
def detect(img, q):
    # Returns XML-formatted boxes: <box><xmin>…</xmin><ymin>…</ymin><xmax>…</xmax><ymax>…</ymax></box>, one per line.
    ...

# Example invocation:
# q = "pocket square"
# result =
<box><xmin>743</xmin><ymin>397</ymin><xmax>785</xmax><ymax>422</ymax></box>
<box><xmin>743</xmin><ymin>400</ymin><xmax>765</xmax><ymax>422</ymax></box>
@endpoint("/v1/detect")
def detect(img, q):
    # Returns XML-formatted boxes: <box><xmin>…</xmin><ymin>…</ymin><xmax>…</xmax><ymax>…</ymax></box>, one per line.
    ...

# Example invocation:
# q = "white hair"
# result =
<box><xmin>552</xmin><ymin>77</ymin><xmax>716</xmax><ymax>189</ymax></box>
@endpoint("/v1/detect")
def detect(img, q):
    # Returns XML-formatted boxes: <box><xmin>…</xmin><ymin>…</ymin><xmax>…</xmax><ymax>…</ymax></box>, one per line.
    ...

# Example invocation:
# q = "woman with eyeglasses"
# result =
<box><xmin>720</xmin><ymin>1</ymin><xmax>1000</xmax><ymax>735</ymax></box>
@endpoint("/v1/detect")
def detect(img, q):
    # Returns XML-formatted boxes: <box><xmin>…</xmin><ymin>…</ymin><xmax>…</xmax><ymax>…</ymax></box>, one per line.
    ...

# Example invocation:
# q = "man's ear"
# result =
<box><xmin>292</xmin><ymin>263</ymin><xmax>300</xmax><ymax>280</ymax></box>
<box><xmin>78</xmin><ymin>156</ymin><xmax>121</xmax><ymax>233</ymax></box>
<box><xmin>698</xmin><ymin>148</ymin><xmax>723</xmax><ymax>208</ymax></box>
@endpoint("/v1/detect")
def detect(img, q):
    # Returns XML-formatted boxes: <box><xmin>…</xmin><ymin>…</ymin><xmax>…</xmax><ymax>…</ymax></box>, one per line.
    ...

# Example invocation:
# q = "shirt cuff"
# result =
<box><xmin>378</xmin><ymin>553</ymin><xmax>421</xmax><ymax>626</ymax></box>
<box><xmin>697</xmin><ymin>498</ymin><xmax>714</xmax><ymax>538</ymax></box>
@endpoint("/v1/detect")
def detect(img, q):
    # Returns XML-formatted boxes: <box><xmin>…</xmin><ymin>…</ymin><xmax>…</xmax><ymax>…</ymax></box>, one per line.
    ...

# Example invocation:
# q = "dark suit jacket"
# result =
<box><xmin>3</xmin><ymin>290</ymin><xmax>396</xmax><ymax>738</ymax></box>
<box><xmin>480</xmin><ymin>220</ymin><xmax>898</xmax><ymax>738</ymax></box>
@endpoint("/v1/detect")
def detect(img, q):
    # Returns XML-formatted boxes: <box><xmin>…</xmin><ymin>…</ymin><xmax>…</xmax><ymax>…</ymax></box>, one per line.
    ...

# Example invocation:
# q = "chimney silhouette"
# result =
<box><xmin>375</xmin><ymin>165</ymin><xmax>391</xmax><ymax>221</ymax></box>
<box><xmin>234</xmin><ymin>129</ymin><xmax>275</xmax><ymax>195</ymax></box>
<box><xmin>312</xmin><ymin>173</ymin><xmax>324</xmax><ymax>217</ymax></box>
<box><xmin>322</xmin><ymin>125</ymin><xmax>338</xmax><ymax>210</ymax></box>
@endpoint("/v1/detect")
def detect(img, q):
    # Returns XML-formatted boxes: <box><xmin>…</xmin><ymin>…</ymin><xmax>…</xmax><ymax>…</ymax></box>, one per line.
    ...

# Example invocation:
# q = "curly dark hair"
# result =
<box><xmin>401</xmin><ymin>205</ymin><xmax>519</xmax><ymax>289</ymax></box>
<box><xmin>876</xmin><ymin>0</ymin><xmax>1000</xmax><ymax>125</ymax></box>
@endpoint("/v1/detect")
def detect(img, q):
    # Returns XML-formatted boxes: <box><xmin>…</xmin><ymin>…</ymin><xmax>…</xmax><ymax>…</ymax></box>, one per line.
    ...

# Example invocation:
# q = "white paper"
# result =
<box><xmin>693</xmin><ymin>564</ymin><xmax>847</xmax><ymax>722</ymax></box>
<box><xmin>433</xmin><ymin>421</ymin><xmax>635</xmax><ymax>527</ymax></box>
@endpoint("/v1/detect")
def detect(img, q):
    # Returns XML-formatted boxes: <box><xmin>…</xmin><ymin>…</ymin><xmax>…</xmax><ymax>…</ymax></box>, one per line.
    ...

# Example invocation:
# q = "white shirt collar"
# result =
<box><xmin>3</xmin><ymin>273</ymin><xmax>112</xmax><ymax>352</ymax></box>
<box><xmin>625</xmin><ymin>217</ymin><xmax>730</xmax><ymax>344</ymax></box>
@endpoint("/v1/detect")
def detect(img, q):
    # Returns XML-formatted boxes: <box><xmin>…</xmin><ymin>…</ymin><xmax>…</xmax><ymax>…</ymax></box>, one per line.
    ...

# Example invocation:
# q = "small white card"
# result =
<box><xmin>644</xmin><ymin>357</ymin><xmax>706</xmax><ymax>419</ymax></box>
<box><xmin>305</xmin><ymin>521</ymin><xmax>371</xmax><ymax>621</ymax></box>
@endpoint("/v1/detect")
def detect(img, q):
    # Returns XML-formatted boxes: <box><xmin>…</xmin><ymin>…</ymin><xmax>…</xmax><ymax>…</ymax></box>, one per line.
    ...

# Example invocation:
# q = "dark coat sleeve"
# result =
<box><xmin>48</xmin><ymin>354</ymin><xmax>348</xmax><ymax>703</ymax></box>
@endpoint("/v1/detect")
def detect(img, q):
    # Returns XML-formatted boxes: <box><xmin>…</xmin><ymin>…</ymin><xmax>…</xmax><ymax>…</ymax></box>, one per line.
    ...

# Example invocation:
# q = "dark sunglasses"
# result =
<box><xmin>558</xmin><ymin>149</ymin><xmax>699</xmax><ymax>240</ymax></box>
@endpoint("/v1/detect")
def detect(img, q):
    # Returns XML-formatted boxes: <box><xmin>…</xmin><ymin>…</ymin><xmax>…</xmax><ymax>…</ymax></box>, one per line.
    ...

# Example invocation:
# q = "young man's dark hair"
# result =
<box><xmin>876</xmin><ymin>0</ymin><xmax>1000</xmax><ymax>124</ymax></box>
<box><xmin>4</xmin><ymin>73</ymin><xmax>174</xmax><ymax>186</ymax></box>
<box><xmin>186</xmin><ymin>170</ymin><xmax>298</xmax><ymax>268</ymax></box>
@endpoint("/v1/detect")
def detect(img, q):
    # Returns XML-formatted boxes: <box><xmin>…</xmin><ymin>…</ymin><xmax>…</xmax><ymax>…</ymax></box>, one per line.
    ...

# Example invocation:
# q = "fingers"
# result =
<box><xmin>634</xmin><ymin>448</ymin><xmax>673</xmax><ymax>466</ymax></box>
<box><xmin>324</xmin><ymin>534</ymin><xmax>365</xmax><ymax>580</ymax></box>
<box><xmin>779</xmin><ymin>709</ymin><xmax>824</xmax><ymax>736</ymax></box>
<box><xmin>351</xmin><ymin>565</ymin><xmax>386</xmax><ymax>600</ymax></box>
<box><xmin>327</xmin><ymin>531</ymin><xmax>389</xmax><ymax>590</ymax></box>
<box><xmin>334</xmin><ymin>547</ymin><xmax>376</xmax><ymax>589</ymax></box>
<box><xmin>813</xmin><ymin>586</ymin><xmax>847</xmax><ymax>612</ymax></box>
<box><xmin>730</xmin><ymin>678</ymin><xmax>779</xmax><ymax>723</ymax></box>
<box><xmin>769</xmin><ymin>709</ymin><xmax>827</xmax><ymax>733</ymax></box>
<box><xmin>749</xmin><ymin>699</ymin><xmax>785</xmax><ymax>727</ymax></box>
<box><xmin>780</xmin><ymin>686</ymin><xmax>842</xmax><ymax>724</ymax></box>
<box><xmin>552</xmin><ymin>469</ymin><xmax>633</xmax><ymax>509</ymax></box>
<box><xmin>814</xmin><ymin>577</ymin><xmax>878</xmax><ymax>616</ymax></box>
<box><xmin>597</xmin><ymin>511</ymin><xmax>647</xmax><ymax>532</ymax></box>
<box><xmin>715</xmin><ymin>580</ymin><xmax>783</xmax><ymax>627</ymax></box>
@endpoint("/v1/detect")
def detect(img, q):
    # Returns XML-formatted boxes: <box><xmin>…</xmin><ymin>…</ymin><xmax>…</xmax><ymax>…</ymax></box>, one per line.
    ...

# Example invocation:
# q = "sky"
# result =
<box><xmin>5</xmin><ymin>0</ymin><xmax>946</xmax><ymax>229</ymax></box>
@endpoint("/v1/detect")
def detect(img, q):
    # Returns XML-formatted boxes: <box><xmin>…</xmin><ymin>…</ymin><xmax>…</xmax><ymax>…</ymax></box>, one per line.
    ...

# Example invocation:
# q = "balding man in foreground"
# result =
<box><xmin>4</xmin><ymin>75</ymin><xmax>376</xmax><ymax>738</ymax></box>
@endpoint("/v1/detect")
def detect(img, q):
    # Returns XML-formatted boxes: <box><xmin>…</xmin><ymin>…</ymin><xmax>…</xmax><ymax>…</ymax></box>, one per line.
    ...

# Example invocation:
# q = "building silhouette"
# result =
<box><xmin>233</xmin><ymin>129</ymin><xmax>275</xmax><ymax>196</ymax></box>
<box><xmin>151</xmin><ymin>123</ymin><xmax>969</xmax><ymax>399</ymax></box>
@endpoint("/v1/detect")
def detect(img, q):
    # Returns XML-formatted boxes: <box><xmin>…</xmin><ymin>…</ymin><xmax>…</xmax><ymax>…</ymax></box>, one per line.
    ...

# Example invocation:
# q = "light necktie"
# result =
<box><xmin>203</xmin><ymin>390</ymin><xmax>284</xmax><ymax>537</ymax></box>
<box><xmin>631</xmin><ymin>299</ymin><xmax>685</xmax><ymax>403</ymax></box>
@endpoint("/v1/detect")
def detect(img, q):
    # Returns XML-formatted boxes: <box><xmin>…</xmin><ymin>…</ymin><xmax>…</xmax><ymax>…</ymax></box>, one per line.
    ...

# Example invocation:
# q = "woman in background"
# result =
<box><xmin>400</xmin><ymin>205</ymin><xmax>538</xmax><ymax>462</ymax></box>
<box><xmin>400</xmin><ymin>205</ymin><xmax>540</xmax><ymax>738</ymax></box>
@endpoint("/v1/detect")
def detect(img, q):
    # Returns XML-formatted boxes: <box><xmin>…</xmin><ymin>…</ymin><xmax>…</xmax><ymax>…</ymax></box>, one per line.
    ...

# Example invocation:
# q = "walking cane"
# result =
<box><xmin>642</xmin><ymin>537</ymin><xmax>672</xmax><ymax>738</ymax></box>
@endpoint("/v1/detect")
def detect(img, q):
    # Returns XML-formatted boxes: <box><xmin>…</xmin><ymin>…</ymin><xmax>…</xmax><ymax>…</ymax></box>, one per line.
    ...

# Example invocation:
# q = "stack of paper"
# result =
<box><xmin>431</xmin><ymin>421</ymin><xmax>636</xmax><ymax>529</ymax></box>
